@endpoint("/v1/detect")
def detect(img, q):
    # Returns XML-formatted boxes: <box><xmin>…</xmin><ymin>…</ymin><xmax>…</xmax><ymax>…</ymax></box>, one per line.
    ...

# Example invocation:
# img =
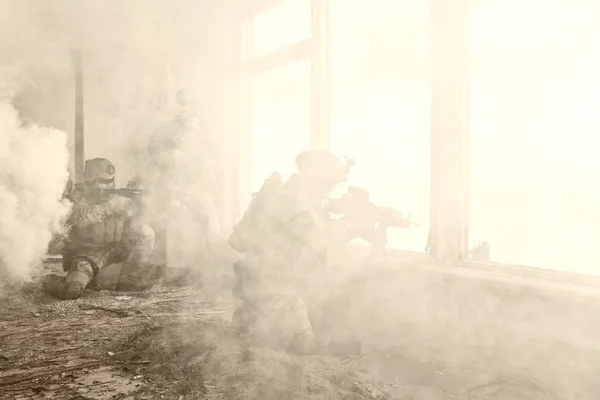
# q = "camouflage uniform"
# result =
<box><xmin>230</xmin><ymin>151</ymin><xmax>353</xmax><ymax>354</ymax></box>
<box><xmin>44</xmin><ymin>158</ymin><xmax>156</xmax><ymax>300</ymax></box>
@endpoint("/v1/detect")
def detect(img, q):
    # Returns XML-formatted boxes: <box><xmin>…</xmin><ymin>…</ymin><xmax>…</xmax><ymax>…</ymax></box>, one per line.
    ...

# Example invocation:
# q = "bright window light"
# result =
<box><xmin>469</xmin><ymin>0</ymin><xmax>600</xmax><ymax>274</ymax></box>
<box><xmin>329</xmin><ymin>0</ymin><xmax>431</xmax><ymax>253</ymax></box>
<box><xmin>251</xmin><ymin>0</ymin><xmax>311</xmax><ymax>59</ymax></box>
<box><xmin>250</xmin><ymin>60</ymin><xmax>312</xmax><ymax>191</ymax></box>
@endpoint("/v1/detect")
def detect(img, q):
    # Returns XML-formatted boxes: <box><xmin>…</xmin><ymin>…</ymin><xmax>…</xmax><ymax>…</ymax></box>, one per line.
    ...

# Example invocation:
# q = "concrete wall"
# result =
<box><xmin>331</xmin><ymin>250</ymin><xmax>600</xmax><ymax>399</ymax></box>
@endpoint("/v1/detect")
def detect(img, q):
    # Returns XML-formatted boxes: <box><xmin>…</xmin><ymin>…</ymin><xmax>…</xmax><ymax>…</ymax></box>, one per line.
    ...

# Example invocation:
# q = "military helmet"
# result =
<box><xmin>295</xmin><ymin>150</ymin><xmax>353</xmax><ymax>183</ymax></box>
<box><xmin>84</xmin><ymin>158</ymin><xmax>115</xmax><ymax>183</ymax></box>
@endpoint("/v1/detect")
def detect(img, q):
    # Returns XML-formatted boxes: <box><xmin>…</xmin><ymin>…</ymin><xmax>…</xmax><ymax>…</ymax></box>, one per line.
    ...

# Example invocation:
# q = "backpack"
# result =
<box><xmin>229</xmin><ymin>172</ymin><xmax>283</xmax><ymax>253</ymax></box>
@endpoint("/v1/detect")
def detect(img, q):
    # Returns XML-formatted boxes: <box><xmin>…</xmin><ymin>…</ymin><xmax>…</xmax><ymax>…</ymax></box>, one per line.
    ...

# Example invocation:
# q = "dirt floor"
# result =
<box><xmin>0</xmin><ymin>262</ymin><xmax>396</xmax><ymax>400</ymax></box>
<box><xmin>0</xmin><ymin>260</ymin><xmax>562</xmax><ymax>400</ymax></box>
<box><xmin>0</xmin><ymin>262</ymin><xmax>227</xmax><ymax>399</ymax></box>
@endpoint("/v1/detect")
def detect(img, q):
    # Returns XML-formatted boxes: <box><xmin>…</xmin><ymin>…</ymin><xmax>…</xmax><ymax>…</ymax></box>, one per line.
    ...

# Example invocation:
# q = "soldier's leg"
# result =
<box><xmin>232</xmin><ymin>261</ymin><xmax>246</xmax><ymax>299</ymax></box>
<box><xmin>44</xmin><ymin>253</ymin><xmax>108</xmax><ymax>300</ymax></box>
<box><xmin>253</xmin><ymin>291</ymin><xmax>316</xmax><ymax>354</ymax></box>
<box><xmin>231</xmin><ymin>300</ymin><xmax>257</xmax><ymax>332</ymax></box>
<box><xmin>115</xmin><ymin>224</ymin><xmax>156</xmax><ymax>291</ymax></box>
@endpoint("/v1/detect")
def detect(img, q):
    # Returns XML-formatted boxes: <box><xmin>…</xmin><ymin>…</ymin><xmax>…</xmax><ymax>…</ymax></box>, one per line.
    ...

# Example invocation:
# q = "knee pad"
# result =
<box><xmin>69</xmin><ymin>260</ymin><xmax>95</xmax><ymax>277</ymax></box>
<box><xmin>130</xmin><ymin>224</ymin><xmax>156</xmax><ymax>244</ymax></box>
<box><xmin>62</xmin><ymin>259</ymin><xmax>98</xmax><ymax>299</ymax></box>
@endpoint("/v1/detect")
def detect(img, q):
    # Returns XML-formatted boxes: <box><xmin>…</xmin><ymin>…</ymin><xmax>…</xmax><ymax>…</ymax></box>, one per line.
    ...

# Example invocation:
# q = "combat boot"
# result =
<box><xmin>43</xmin><ymin>274</ymin><xmax>67</xmax><ymax>298</ymax></box>
<box><xmin>63</xmin><ymin>260</ymin><xmax>94</xmax><ymax>298</ymax></box>
<box><xmin>43</xmin><ymin>273</ymin><xmax>84</xmax><ymax>300</ymax></box>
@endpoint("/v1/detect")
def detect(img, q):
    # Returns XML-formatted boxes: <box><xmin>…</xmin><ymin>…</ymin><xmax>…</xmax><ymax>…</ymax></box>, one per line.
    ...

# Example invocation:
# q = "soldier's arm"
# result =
<box><xmin>268</xmin><ymin>192</ymin><xmax>334</xmax><ymax>247</ymax></box>
<box><xmin>67</xmin><ymin>191</ymin><xmax>123</xmax><ymax>229</ymax></box>
<box><xmin>327</xmin><ymin>218</ymin><xmax>355</xmax><ymax>245</ymax></box>
<box><xmin>284</xmin><ymin>210</ymin><xmax>358</xmax><ymax>269</ymax></box>
<box><xmin>286</xmin><ymin>209</ymin><xmax>349</xmax><ymax>254</ymax></box>
<box><xmin>279</xmin><ymin>210</ymin><xmax>326</xmax><ymax>268</ymax></box>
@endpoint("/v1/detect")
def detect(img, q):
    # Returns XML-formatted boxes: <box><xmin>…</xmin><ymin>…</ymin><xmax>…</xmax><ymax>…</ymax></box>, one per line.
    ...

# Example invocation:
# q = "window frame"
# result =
<box><xmin>234</xmin><ymin>0</ymin><xmax>331</xmax><ymax>217</ymax></box>
<box><xmin>232</xmin><ymin>0</ymin><xmax>599</xmax><ymax>285</ymax></box>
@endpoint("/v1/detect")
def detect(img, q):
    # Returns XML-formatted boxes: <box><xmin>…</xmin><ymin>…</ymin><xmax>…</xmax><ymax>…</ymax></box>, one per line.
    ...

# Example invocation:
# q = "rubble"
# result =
<box><xmin>125</xmin><ymin>320</ymin><xmax>395</xmax><ymax>400</ymax></box>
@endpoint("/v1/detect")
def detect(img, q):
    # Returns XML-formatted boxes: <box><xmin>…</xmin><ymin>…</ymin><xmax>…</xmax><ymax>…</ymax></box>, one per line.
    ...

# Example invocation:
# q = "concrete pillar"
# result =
<box><xmin>429</xmin><ymin>0</ymin><xmax>471</xmax><ymax>263</ymax></box>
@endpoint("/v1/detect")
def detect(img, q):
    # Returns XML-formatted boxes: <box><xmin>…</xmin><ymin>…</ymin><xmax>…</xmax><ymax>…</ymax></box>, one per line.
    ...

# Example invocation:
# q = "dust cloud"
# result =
<box><xmin>1</xmin><ymin>1</ymin><xmax>598</xmax><ymax>399</ymax></box>
<box><xmin>0</xmin><ymin>0</ymin><xmax>95</xmax><ymax>280</ymax></box>
<box><xmin>0</xmin><ymin>97</ymin><xmax>71</xmax><ymax>279</ymax></box>
<box><xmin>0</xmin><ymin>0</ymin><xmax>234</xmax><ymax>283</ymax></box>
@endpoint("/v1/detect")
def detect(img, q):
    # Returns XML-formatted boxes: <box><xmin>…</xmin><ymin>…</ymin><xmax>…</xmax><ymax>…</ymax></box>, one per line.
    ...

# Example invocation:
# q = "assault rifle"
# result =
<box><xmin>77</xmin><ymin>182</ymin><xmax>146</xmax><ymax>215</ymax></box>
<box><xmin>92</xmin><ymin>187</ymin><xmax>144</xmax><ymax>199</ymax></box>
<box><xmin>327</xmin><ymin>186</ymin><xmax>421</xmax><ymax>262</ymax></box>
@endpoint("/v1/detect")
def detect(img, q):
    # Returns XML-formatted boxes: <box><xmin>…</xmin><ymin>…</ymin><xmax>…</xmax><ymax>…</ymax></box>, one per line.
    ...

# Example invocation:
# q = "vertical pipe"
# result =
<box><xmin>310</xmin><ymin>0</ymin><xmax>331</xmax><ymax>151</ymax></box>
<box><xmin>158</xmin><ymin>9</ymin><xmax>172</xmax><ymax>271</ymax></box>
<box><xmin>72</xmin><ymin>50</ymin><xmax>85</xmax><ymax>183</ymax></box>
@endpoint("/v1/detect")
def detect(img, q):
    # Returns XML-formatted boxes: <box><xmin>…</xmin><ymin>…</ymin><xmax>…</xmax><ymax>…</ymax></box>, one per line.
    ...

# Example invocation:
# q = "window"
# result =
<box><xmin>251</xmin><ymin>0</ymin><xmax>311</xmax><ymax>59</ymax></box>
<box><xmin>250</xmin><ymin>59</ymin><xmax>312</xmax><ymax>190</ymax></box>
<box><xmin>469</xmin><ymin>0</ymin><xmax>600</xmax><ymax>273</ymax></box>
<box><xmin>329</xmin><ymin>0</ymin><xmax>431</xmax><ymax>252</ymax></box>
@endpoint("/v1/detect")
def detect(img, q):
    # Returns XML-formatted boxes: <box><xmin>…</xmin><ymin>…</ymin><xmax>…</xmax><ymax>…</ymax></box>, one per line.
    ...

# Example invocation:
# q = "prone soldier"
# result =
<box><xmin>43</xmin><ymin>158</ymin><xmax>156</xmax><ymax>300</ymax></box>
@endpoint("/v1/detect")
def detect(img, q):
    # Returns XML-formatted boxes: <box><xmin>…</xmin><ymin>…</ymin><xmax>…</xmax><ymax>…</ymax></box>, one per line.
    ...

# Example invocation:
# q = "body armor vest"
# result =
<box><xmin>70</xmin><ymin>192</ymin><xmax>128</xmax><ymax>247</ymax></box>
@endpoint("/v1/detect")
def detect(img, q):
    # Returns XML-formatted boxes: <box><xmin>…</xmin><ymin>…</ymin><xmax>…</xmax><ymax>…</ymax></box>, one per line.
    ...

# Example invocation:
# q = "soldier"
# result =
<box><xmin>144</xmin><ymin>111</ymin><xmax>192</xmax><ymax>278</ymax></box>
<box><xmin>145</xmin><ymin>105</ymin><xmax>222</xmax><ymax>278</ymax></box>
<box><xmin>229</xmin><ymin>150</ymin><xmax>362</xmax><ymax>354</ymax></box>
<box><xmin>43</xmin><ymin>158</ymin><xmax>156</xmax><ymax>300</ymax></box>
<box><xmin>147</xmin><ymin>90</ymin><xmax>202</xmax><ymax>171</ymax></box>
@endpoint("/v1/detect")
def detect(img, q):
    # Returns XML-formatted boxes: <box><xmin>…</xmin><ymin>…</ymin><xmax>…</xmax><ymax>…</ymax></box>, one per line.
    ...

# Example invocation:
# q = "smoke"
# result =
<box><xmin>139</xmin><ymin>110</ymin><xmax>234</xmax><ymax>282</ymax></box>
<box><xmin>0</xmin><ymin>97</ymin><xmax>71</xmax><ymax>279</ymax></box>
